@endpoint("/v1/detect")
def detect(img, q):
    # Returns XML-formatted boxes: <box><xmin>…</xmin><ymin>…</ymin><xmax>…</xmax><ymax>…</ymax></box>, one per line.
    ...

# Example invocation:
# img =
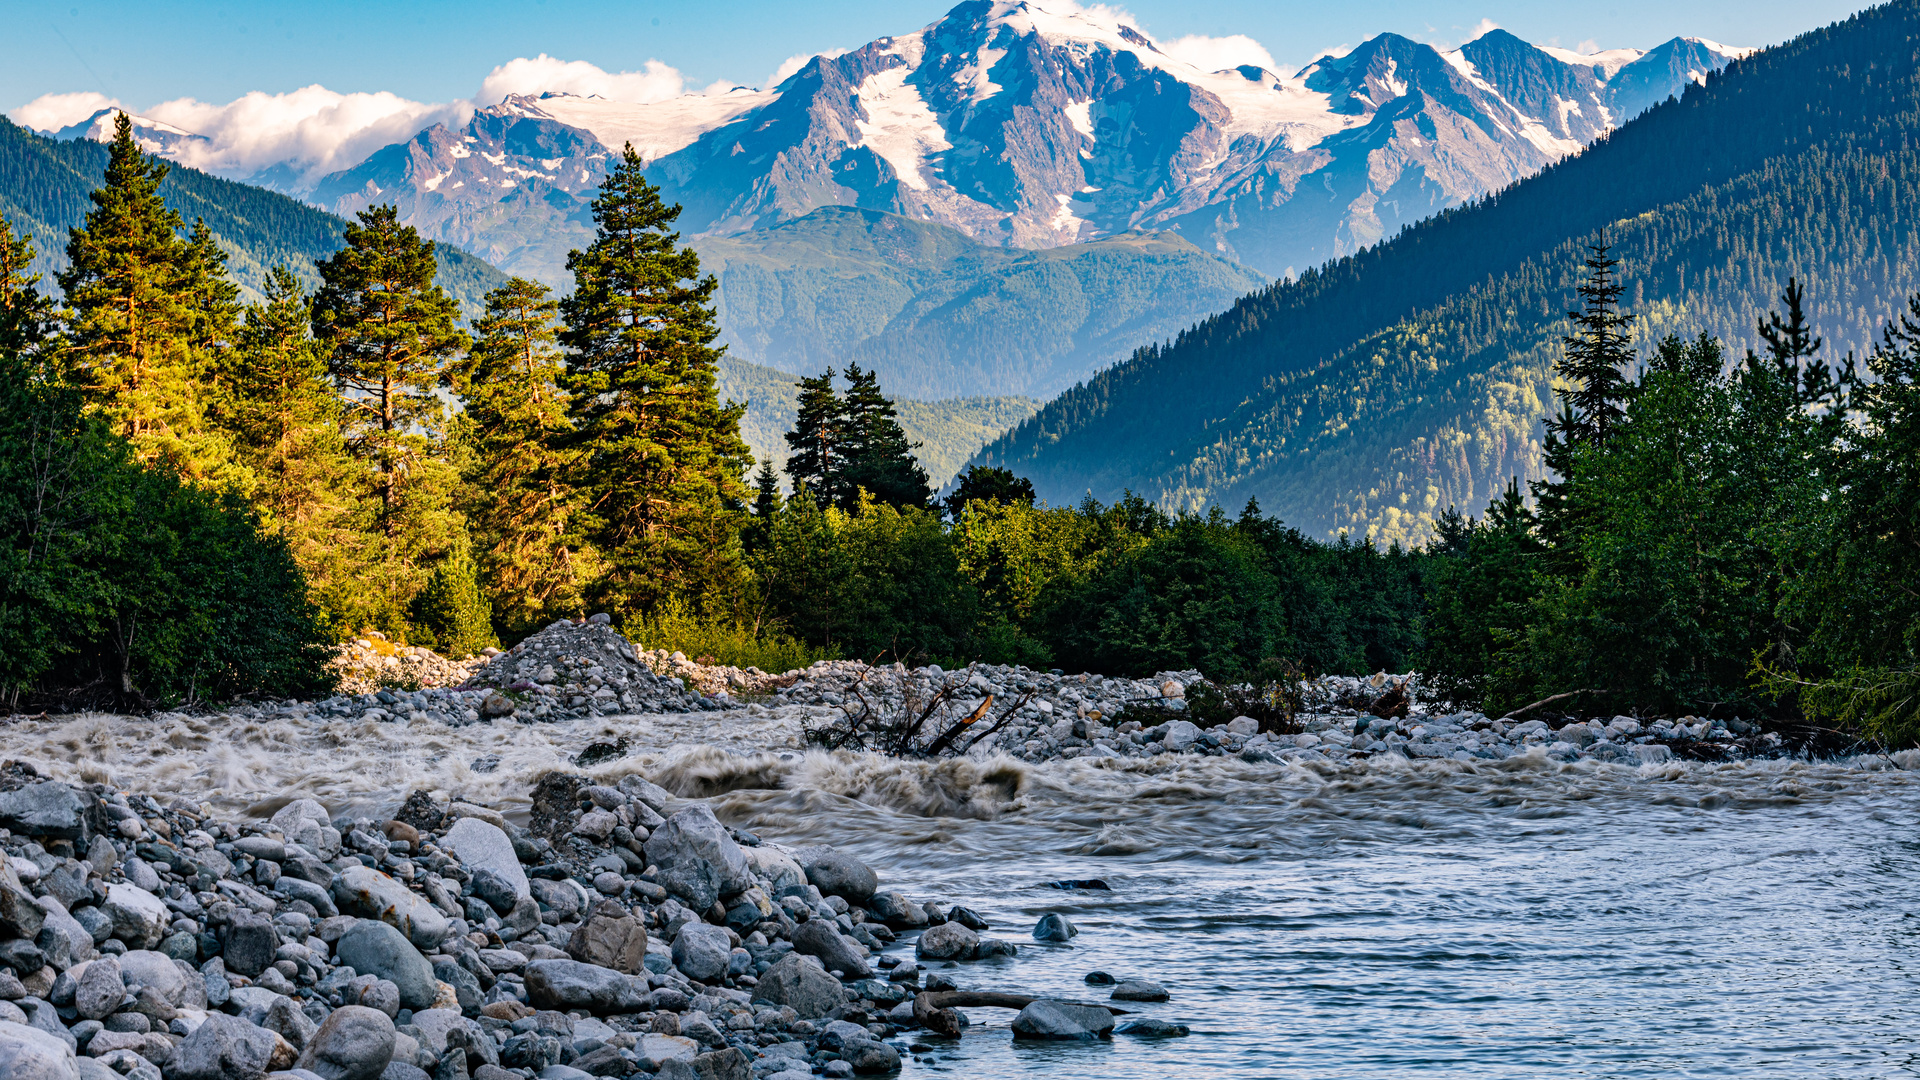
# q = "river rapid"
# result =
<box><xmin>5</xmin><ymin>707</ymin><xmax>1917</xmax><ymax>1077</ymax></box>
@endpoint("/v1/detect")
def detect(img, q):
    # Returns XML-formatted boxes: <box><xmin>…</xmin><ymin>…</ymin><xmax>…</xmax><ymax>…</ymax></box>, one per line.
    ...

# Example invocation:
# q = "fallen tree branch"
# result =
<box><xmin>1500</xmin><ymin>689</ymin><xmax>1599</xmax><ymax>721</ymax></box>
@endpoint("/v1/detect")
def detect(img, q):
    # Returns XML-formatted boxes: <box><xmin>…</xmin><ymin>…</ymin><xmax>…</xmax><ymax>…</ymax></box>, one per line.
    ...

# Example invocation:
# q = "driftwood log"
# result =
<box><xmin>911</xmin><ymin>991</ymin><xmax>1129</xmax><ymax>1036</ymax></box>
<box><xmin>1500</xmin><ymin>689</ymin><xmax>1599</xmax><ymax>721</ymax></box>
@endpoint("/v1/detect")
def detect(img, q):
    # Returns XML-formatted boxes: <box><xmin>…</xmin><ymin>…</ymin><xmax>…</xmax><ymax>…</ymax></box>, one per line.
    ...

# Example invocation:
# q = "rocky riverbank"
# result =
<box><xmin>0</xmin><ymin>752</ymin><xmax>1178</xmax><ymax>1080</ymax></box>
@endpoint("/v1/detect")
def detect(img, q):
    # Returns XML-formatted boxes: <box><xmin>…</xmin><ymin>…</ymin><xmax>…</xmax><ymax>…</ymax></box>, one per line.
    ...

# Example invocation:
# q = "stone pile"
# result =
<box><xmin>632</xmin><ymin>653</ymin><xmax>788</xmax><ymax>701</ymax></box>
<box><xmin>328</xmin><ymin>637</ymin><xmax>483</xmax><ymax>697</ymax></box>
<box><xmin>457</xmin><ymin>620</ymin><xmax>739</xmax><ymax>722</ymax></box>
<box><xmin>0</xmin><ymin>759</ymin><xmax>1063</xmax><ymax>1080</ymax></box>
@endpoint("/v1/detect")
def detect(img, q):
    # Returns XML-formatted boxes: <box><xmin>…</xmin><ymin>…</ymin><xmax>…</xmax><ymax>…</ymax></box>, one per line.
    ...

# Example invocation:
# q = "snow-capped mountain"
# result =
<box><xmin>40</xmin><ymin>0</ymin><xmax>1748</xmax><ymax>284</ymax></box>
<box><xmin>52</xmin><ymin>109</ymin><xmax>212</xmax><ymax>159</ymax></box>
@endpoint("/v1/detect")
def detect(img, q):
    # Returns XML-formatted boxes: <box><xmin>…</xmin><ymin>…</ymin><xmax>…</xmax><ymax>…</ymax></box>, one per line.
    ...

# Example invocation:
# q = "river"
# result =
<box><xmin>6</xmin><ymin>708</ymin><xmax>1915</xmax><ymax>1076</ymax></box>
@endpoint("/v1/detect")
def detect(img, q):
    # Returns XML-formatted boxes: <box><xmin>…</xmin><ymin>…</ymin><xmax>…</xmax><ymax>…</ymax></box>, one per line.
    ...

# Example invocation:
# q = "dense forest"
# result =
<box><xmin>0</xmin><ymin>118</ymin><xmax>507</xmax><ymax>315</ymax></box>
<box><xmin>976</xmin><ymin>0</ymin><xmax>1920</xmax><ymax>546</ymax></box>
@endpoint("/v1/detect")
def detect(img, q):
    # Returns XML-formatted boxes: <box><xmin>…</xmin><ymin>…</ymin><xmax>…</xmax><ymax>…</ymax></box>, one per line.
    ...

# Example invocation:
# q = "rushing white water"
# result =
<box><xmin>9</xmin><ymin>707</ymin><xmax>1918</xmax><ymax>1076</ymax></box>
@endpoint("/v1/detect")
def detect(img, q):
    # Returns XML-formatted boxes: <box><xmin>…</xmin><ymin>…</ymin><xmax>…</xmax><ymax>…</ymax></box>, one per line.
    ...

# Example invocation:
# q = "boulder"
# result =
<box><xmin>0</xmin><ymin>1019</ymin><xmax>79</xmax><ymax>1080</ymax></box>
<box><xmin>528</xmin><ymin>879</ymin><xmax>588</xmax><ymax>922</ymax></box>
<box><xmin>1109</xmin><ymin>980</ymin><xmax>1169</xmax><ymax>1002</ymax></box>
<box><xmin>642</xmin><ymin>806</ymin><xmax>753</xmax><ymax>913</ymax></box>
<box><xmin>655</xmin><ymin>1046</ymin><xmax>749</xmax><ymax>1080</ymax></box>
<box><xmin>71</xmin><ymin>957</ymin><xmax>122</xmax><ymax>1021</ymax></box>
<box><xmin>294</xmin><ymin>1005</ymin><xmax>395</xmax><ymax>1080</ymax></box>
<box><xmin>864</xmin><ymin>892</ymin><xmax>926</xmax><ymax>930</ymax></box>
<box><xmin>118</xmin><ymin>949</ymin><xmax>204</xmax><ymax>1009</ymax></box>
<box><xmin>1010</xmin><ymin>999</ymin><xmax>1114</xmax><ymax>1041</ymax></box>
<box><xmin>233</xmin><ymin>837</ymin><xmax>286</xmax><ymax>862</ymax></box>
<box><xmin>34</xmin><ymin>898</ymin><xmax>93</xmax><ymax>972</ymax></box>
<box><xmin>102</xmin><ymin>885</ymin><xmax>168</xmax><ymax>950</ymax></box>
<box><xmin>670</xmin><ymin>923</ymin><xmax>731</xmax><ymax>983</ymax></box>
<box><xmin>614</xmin><ymin>775</ymin><xmax>672</xmax><ymax>814</ymax></box>
<box><xmin>269</xmin><ymin>800</ymin><xmax>340</xmax><ymax>859</ymax></box>
<box><xmin>749</xmin><ymin>955</ymin><xmax>844</xmax><ymax>1020</ymax></box>
<box><xmin>794</xmin><ymin>848</ymin><xmax>876</xmax><ymax>904</ymax></box>
<box><xmin>1161</xmin><ymin>720</ymin><xmax>1200</xmax><ymax>752</ymax></box>
<box><xmin>224</xmin><ymin>911</ymin><xmax>281</xmax><ymax>978</ymax></box>
<box><xmin>791</xmin><ymin>920</ymin><xmax>871</xmax><ymax>979</ymax></box>
<box><xmin>0</xmin><ymin>879</ymin><xmax>45</xmax><ymax>941</ymax></box>
<box><xmin>333</xmin><ymin>921</ymin><xmax>437</xmax><ymax>1012</ymax></box>
<box><xmin>914</xmin><ymin>922</ymin><xmax>977</xmax><ymax>961</ymax></box>
<box><xmin>274</xmin><ymin>877</ymin><xmax>338</xmax><ymax>919</ymax></box>
<box><xmin>566</xmin><ymin>906</ymin><xmax>647</xmax><ymax>974</ymax></box>
<box><xmin>0</xmin><ymin>782</ymin><xmax>86</xmax><ymax>841</ymax></box>
<box><xmin>1032</xmin><ymin>913</ymin><xmax>1077</xmax><ymax>942</ymax></box>
<box><xmin>332</xmin><ymin>867</ymin><xmax>450</xmax><ymax>951</ymax></box>
<box><xmin>169</xmin><ymin>1014</ymin><xmax>286</xmax><ymax>1080</ymax></box>
<box><xmin>740</xmin><ymin>848</ymin><xmax>805</xmax><ymax>895</ymax></box>
<box><xmin>467</xmin><ymin>869</ymin><xmax>519</xmax><ymax>916</ymax></box>
<box><xmin>439</xmin><ymin>819</ymin><xmax>527</xmax><ymax>903</ymax></box>
<box><xmin>522</xmin><ymin>960</ymin><xmax>650</xmax><ymax>1014</ymax></box>
<box><xmin>1115</xmin><ymin>1018</ymin><xmax>1189</xmax><ymax>1037</ymax></box>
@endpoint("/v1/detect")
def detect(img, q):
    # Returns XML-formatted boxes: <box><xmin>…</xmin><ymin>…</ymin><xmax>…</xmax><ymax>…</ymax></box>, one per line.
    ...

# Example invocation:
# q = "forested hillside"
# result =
<box><xmin>697</xmin><ymin>207</ymin><xmax>1266</xmax><ymax>398</ymax></box>
<box><xmin>977</xmin><ymin>1</ymin><xmax>1920</xmax><ymax>545</ymax></box>
<box><xmin>0</xmin><ymin>119</ymin><xmax>507</xmax><ymax>315</ymax></box>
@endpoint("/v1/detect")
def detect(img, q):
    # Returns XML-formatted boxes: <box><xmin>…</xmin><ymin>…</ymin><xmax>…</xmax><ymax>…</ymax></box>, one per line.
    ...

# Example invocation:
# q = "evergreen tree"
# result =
<box><xmin>838</xmin><ymin>363</ymin><xmax>930</xmax><ymax>510</ymax></box>
<box><xmin>409</xmin><ymin>534</ymin><xmax>496</xmax><ymax>657</ymax></box>
<box><xmin>312</xmin><ymin>204</ymin><xmax>467</xmax><ymax>532</ymax></box>
<box><xmin>311</xmin><ymin>204</ymin><xmax>468</xmax><ymax>635</ymax></box>
<box><xmin>1556</xmin><ymin>238</ymin><xmax>1635</xmax><ymax>444</ymax></box>
<box><xmin>783</xmin><ymin>369</ymin><xmax>843</xmax><ymax>504</ymax></box>
<box><xmin>1750</xmin><ymin>276</ymin><xmax>1853</xmax><ymax>406</ymax></box>
<box><xmin>180</xmin><ymin>219</ymin><xmax>240</xmax><ymax>359</ymax></box>
<box><xmin>453</xmin><ymin>276</ymin><xmax>587</xmax><ymax>634</ymax></box>
<box><xmin>943</xmin><ymin>464</ymin><xmax>1036</xmax><ymax>520</ymax></box>
<box><xmin>742</xmin><ymin>460</ymin><xmax>783</xmax><ymax>555</ymax></box>
<box><xmin>0</xmin><ymin>216</ymin><xmax>54</xmax><ymax>358</ymax></box>
<box><xmin>559</xmin><ymin>146</ymin><xmax>750</xmax><ymax>617</ymax></box>
<box><xmin>59</xmin><ymin>113</ymin><xmax>234</xmax><ymax>482</ymax></box>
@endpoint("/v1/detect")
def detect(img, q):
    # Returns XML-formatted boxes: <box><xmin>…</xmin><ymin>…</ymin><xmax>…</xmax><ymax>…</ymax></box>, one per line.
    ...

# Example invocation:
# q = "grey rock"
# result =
<box><xmin>333</xmin><ymin>921</ymin><xmax>437</xmax><ymax>1012</ymax></box>
<box><xmin>522</xmin><ymin>960</ymin><xmax>650</xmax><ymax>1014</ymax></box>
<box><xmin>234</xmin><ymin>837</ymin><xmax>287</xmax><ymax>862</ymax></box>
<box><xmin>295</xmin><ymin>1005</ymin><xmax>396</xmax><ymax>1080</ymax></box>
<box><xmin>641</xmin><ymin>806</ymin><xmax>753</xmax><ymax>913</ymax></box>
<box><xmin>914</xmin><ymin>922</ymin><xmax>977</xmax><ymax>961</ymax></box>
<box><xmin>749</xmin><ymin>955</ymin><xmax>843</xmax><ymax>1020</ymax></box>
<box><xmin>1161</xmin><ymin>720</ymin><xmax>1200</xmax><ymax>752</ymax></box>
<box><xmin>527</xmin><ymin>879</ymin><xmax>586</xmax><ymax>922</ymax></box>
<box><xmin>0</xmin><ymin>879</ymin><xmax>44</xmax><ymax>942</ymax></box>
<box><xmin>863</xmin><ymin>892</ymin><xmax>925</xmax><ymax>930</ymax></box>
<box><xmin>467</xmin><ymin>870</ymin><xmax>519</xmax><ymax>917</ymax></box>
<box><xmin>0</xmin><ymin>1019</ymin><xmax>79</xmax><ymax>1080</ymax></box>
<box><xmin>1109</xmin><ymin>979</ymin><xmax>1169</xmax><ymax>1002</ymax></box>
<box><xmin>225</xmin><ymin>911</ymin><xmax>281</xmax><ymax>978</ymax></box>
<box><xmin>670</xmin><ymin>923</ymin><xmax>731</xmax><ymax>983</ymax></box>
<box><xmin>275</xmin><ymin>877</ymin><xmax>339</xmax><ymax>919</ymax></box>
<box><xmin>1032</xmin><ymin>913</ymin><xmax>1077</xmax><ymax>942</ymax></box>
<box><xmin>72</xmin><ymin>957</ymin><xmax>122</xmax><ymax>1021</ymax></box>
<box><xmin>332</xmin><ymin>867</ymin><xmax>450</xmax><ymax>951</ymax></box>
<box><xmin>1010</xmin><ymin>999</ymin><xmax>1114</xmax><ymax>1041</ymax></box>
<box><xmin>791</xmin><ymin>920</ymin><xmax>870</xmax><ymax>979</ymax></box>
<box><xmin>120</xmin><ymin>858</ymin><xmax>161</xmax><ymax>893</ymax></box>
<box><xmin>439</xmin><ymin>820</ymin><xmax>527</xmax><ymax>904</ymax></box>
<box><xmin>1115</xmin><ymin>1018</ymin><xmax>1189</xmax><ymax>1037</ymax></box>
<box><xmin>102</xmin><ymin>884</ymin><xmax>168</xmax><ymax>950</ymax></box>
<box><xmin>270</xmin><ymin>801</ymin><xmax>340</xmax><ymax>860</ymax></box>
<box><xmin>34</xmin><ymin>898</ymin><xmax>93</xmax><ymax>972</ymax></box>
<box><xmin>794</xmin><ymin>848</ymin><xmax>876</xmax><ymax>904</ymax></box>
<box><xmin>430</xmin><ymin>959</ymin><xmax>482</xmax><ymax>1013</ymax></box>
<box><xmin>654</xmin><ymin>1046</ymin><xmax>748</xmax><ymax>1080</ymax></box>
<box><xmin>613</xmin><ymin>775</ymin><xmax>672</xmax><ymax>815</ymax></box>
<box><xmin>170</xmin><ymin>1013</ymin><xmax>282</xmax><ymax>1080</ymax></box>
<box><xmin>118</xmin><ymin>949</ymin><xmax>204</xmax><ymax>1009</ymax></box>
<box><xmin>565</xmin><ymin>908</ymin><xmax>647</xmax><ymax>974</ymax></box>
<box><xmin>0</xmin><ymin>782</ymin><xmax>86</xmax><ymax>840</ymax></box>
<box><xmin>70</xmin><ymin>907</ymin><xmax>111</xmax><ymax>947</ymax></box>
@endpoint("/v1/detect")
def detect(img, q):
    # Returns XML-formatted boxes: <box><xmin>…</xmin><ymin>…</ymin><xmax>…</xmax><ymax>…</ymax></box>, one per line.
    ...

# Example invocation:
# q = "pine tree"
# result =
<box><xmin>59</xmin><ymin>113</ymin><xmax>234</xmax><ymax>482</ymax></box>
<box><xmin>742</xmin><ymin>460</ymin><xmax>783</xmax><ymax>555</ymax></box>
<box><xmin>180</xmin><ymin>219</ymin><xmax>240</xmax><ymax>358</ymax></box>
<box><xmin>311</xmin><ymin>204</ymin><xmax>469</xmax><ymax>634</ymax></box>
<box><xmin>409</xmin><ymin>534</ymin><xmax>496</xmax><ymax>657</ymax></box>
<box><xmin>838</xmin><ymin>363</ymin><xmax>929</xmax><ymax>510</ymax></box>
<box><xmin>1556</xmin><ymin>238</ymin><xmax>1635</xmax><ymax>444</ymax></box>
<box><xmin>783</xmin><ymin>369</ymin><xmax>843</xmax><ymax>503</ymax></box>
<box><xmin>0</xmin><ymin>216</ymin><xmax>54</xmax><ymax>359</ymax></box>
<box><xmin>312</xmin><ymin>204</ymin><xmax>467</xmax><ymax>533</ymax></box>
<box><xmin>559</xmin><ymin>146</ymin><xmax>750</xmax><ymax>616</ymax></box>
<box><xmin>943</xmin><ymin>464</ymin><xmax>1036</xmax><ymax>520</ymax></box>
<box><xmin>453</xmin><ymin>276</ymin><xmax>586</xmax><ymax>634</ymax></box>
<box><xmin>1751</xmin><ymin>277</ymin><xmax>1852</xmax><ymax>406</ymax></box>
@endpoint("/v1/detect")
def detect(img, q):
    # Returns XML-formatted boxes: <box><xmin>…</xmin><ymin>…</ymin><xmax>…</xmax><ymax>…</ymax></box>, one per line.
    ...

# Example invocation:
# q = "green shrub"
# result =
<box><xmin>410</xmin><ymin>538</ymin><xmax>497</xmax><ymax>658</ymax></box>
<box><xmin>631</xmin><ymin>597</ymin><xmax>837</xmax><ymax>674</ymax></box>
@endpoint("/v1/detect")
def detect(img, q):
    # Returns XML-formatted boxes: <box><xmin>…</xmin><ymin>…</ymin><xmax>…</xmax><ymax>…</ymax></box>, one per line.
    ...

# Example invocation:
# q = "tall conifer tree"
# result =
<box><xmin>838</xmin><ymin>362</ymin><xmax>929</xmax><ymax>509</ymax></box>
<box><xmin>784</xmin><ymin>369</ymin><xmax>843</xmax><ymax>503</ymax></box>
<box><xmin>559</xmin><ymin>146</ymin><xmax>750</xmax><ymax>615</ymax></box>
<box><xmin>59</xmin><ymin>113</ymin><xmax>234</xmax><ymax>482</ymax></box>
<box><xmin>312</xmin><ymin>204</ymin><xmax>469</xmax><ymax>633</ymax></box>
<box><xmin>1555</xmin><ymin>238</ymin><xmax>1635</xmax><ymax>445</ymax></box>
<box><xmin>454</xmin><ymin>277</ymin><xmax>587</xmax><ymax>633</ymax></box>
<box><xmin>0</xmin><ymin>217</ymin><xmax>54</xmax><ymax>359</ymax></box>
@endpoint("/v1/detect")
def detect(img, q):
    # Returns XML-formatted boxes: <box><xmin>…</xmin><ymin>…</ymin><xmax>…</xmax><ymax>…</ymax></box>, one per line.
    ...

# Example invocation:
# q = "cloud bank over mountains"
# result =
<box><xmin>6</xmin><ymin>0</ymin><xmax>1307</xmax><ymax>188</ymax></box>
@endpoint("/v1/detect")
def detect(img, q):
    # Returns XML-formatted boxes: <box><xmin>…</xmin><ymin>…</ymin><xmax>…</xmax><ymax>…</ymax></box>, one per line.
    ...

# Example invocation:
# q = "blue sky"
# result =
<box><xmin>5</xmin><ymin>0</ymin><xmax>1868</xmax><ymax>110</ymax></box>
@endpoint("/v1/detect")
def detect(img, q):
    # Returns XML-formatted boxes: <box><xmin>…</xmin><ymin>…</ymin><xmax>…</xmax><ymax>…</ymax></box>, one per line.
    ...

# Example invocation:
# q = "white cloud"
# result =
<box><xmin>1161</xmin><ymin>33</ymin><xmax>1278</xmax><ymax>73</ymax></box>
<box><xmin>145</xmin><ymin>88</ymin><xmax>470</xmax><ymax>184</ymax></box>
<box><xmin>1463</xmin><ymin>18</ymin><xmax>1501</xmax><ymax>43</ymax></box>
<box><xmin>770</xmin><ymin>49</ymin><xmax>849</xmax><ymax>86</ymax></box>
<box><xmin>474</xmin><ymin>55</ymin><xmax>687</xmax><ymax>105</ymax></box>
<box><xmin>11</xmin><ymin>91</ymin><xmax>126</xmax><ymax>132</ymax></box>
